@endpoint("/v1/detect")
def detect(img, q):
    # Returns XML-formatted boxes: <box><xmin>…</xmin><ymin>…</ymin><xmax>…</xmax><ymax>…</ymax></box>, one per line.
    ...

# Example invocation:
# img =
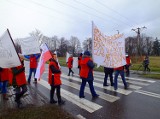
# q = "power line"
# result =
<box><xmin>55</xmin><ymin>0</ymin><xmax>119</xmax><ymax>26</ymax></box>
<box><xmin>94</xmin><ymin>0</ymin><xmax>139</xmax><ymax>25</ymax></box>
<box><xmin>73</xmin><ymin>0</ymin><xmax>132</xmax><ymax>27</ymax></box>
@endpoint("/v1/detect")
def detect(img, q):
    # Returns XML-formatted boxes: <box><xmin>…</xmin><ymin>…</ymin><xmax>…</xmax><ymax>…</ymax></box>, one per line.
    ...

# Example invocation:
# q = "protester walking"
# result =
<box><xmin>114</xmin><ymin>66</ymin><xmax>128</xmax><ymax>90</ymax></box>
<box><xmin>24</xmin><ymin>54</ymin><xmax>40</xmax><ymax>84</ymax></box>
<box><xmin>11</xmin><ymin>61</ymin><xmax>27</xmax><ymax>108</ymax></box>
<box><xmin>79</xmin><ymin>51</ymin><xmax>99</xmax><ymax>98</ymax></box>
<box><xmin>48</xmin><ymin>53</ymin><xmax>65</xmax><ymax>105</ymax></box>
<box><xmin>103</xmin><ymin>67</ymin><xmax>114</xmax><ymax>86</ymax></box>
<box><xmin>67</xmin><ymin>54</ymin><xmax>74</xmax><ymax>76</ymax></box>
<box><xmin>143</xmin><ymin>55</ymin><xmax>150</xmax><ymax>72</ymax></box>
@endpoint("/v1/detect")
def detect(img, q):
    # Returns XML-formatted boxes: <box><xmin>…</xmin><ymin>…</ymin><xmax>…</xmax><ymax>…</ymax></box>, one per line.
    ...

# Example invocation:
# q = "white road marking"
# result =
<box><xmin>62</xmin><ymin>79</ymin><xmax>120</xmax><ymax>102</ymax></box>
<box><xmin>39</xmin><ymin>79</ymin><xmax>102</xmax><ymax>113</ymax></box>
<box><xmin>135</xmin><ymin>90</ymin><xmax>160</xmax><ymax>99</ymax></box>
<box><xmin>61</xmin><ymin>74</ymin><xmax>132</xmax><ymax>95</ymax></box>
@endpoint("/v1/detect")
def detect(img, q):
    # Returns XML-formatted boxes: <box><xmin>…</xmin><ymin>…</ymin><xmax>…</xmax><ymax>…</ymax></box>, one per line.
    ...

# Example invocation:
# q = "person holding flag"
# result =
<box><xmin>48</xmin><ymin>53</ymin><xmax>65</xmax><ymax>105</ymax></box>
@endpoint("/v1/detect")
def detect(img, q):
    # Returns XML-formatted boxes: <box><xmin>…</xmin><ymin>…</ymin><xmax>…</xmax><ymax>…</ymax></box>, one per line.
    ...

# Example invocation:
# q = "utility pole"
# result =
<box><xmin>132</xmin><ymin>26</ymin><xmax>147</xmax><ymax>57</ymax></box>
<box><xmin>116</xmin><ymin>30</ymin><xmax>119</xmax><ymax>34</ymax></box>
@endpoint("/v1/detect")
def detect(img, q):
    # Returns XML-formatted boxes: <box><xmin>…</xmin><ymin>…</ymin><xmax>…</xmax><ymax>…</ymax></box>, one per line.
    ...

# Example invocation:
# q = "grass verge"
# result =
<box><xmin>0</xmin><ymin>105</ymin><xmax>76</xmax><ymax>119</ymax></box>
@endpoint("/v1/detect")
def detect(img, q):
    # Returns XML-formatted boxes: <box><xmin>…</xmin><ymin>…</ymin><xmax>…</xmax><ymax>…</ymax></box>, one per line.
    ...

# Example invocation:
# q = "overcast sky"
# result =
<box><xmin>0</xmin><ymin>0</ymin><xmax>160</xmax><ymax>42</ymax></box>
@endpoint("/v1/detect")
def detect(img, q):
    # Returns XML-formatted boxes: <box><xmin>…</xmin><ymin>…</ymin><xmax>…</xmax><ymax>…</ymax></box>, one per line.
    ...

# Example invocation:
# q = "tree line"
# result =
<box><xmin>14</xmin><ymin>29</ymin><xmax>160</xmax><ymax>57</ymax></box>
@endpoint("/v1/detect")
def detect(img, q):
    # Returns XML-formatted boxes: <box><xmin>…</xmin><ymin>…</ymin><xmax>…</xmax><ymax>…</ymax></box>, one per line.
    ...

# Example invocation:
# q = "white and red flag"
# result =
<box><xmin>35</xmin><ymin>43</ymin><xmax>52</xmax><ymax>80</ymax></box>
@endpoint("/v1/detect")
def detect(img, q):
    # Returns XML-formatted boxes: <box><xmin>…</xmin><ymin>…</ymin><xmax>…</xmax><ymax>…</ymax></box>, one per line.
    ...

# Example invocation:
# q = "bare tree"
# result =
<box><xmin>29</xmin><ymin>29</ymin><xmax>43</xmax><ymax>43</ymax></box>
<box><xmin>69</xmin><ymin>36</ymin><xmax>81</xmax><ymax>56</ymax></box>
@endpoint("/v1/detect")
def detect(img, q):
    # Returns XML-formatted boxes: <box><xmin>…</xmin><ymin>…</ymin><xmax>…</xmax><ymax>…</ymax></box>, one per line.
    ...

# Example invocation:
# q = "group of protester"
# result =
<box><xmin>0</xmin><ymin>50</ymin><xmax>150</xmax><ymax>108</ymax></box>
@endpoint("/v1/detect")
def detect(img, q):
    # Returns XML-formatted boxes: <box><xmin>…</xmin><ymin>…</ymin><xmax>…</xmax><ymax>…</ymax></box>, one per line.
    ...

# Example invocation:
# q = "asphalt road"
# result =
<box><xmin>24</xmin><ymin>61</ymin><xmax>160</xmax><ymax>119</ymax></box>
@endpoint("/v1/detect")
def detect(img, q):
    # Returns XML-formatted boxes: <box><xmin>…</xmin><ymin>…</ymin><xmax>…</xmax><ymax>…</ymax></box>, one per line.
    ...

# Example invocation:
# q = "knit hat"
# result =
<box><xmin>84</xmin><ymin>51</ymin><xmax>91</xmax><ymax>56</ymax></box>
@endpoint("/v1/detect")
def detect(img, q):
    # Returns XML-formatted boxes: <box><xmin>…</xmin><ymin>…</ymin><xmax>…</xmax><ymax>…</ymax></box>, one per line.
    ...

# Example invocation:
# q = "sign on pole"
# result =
<box><xmin>0</xmin><ymin>30</ymin><xmax>21</xmax><ymax>68</ymax></box>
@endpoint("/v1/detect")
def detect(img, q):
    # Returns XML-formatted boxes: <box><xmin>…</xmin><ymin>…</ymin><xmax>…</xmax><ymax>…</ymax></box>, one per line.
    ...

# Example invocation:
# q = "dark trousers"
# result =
<box><xmin>68</xmin><ymin>68</ymin><xmax>74</xmax><ymax>76</ymax></box>
<box><xmin>125</xmin><ymin>65</ymin><xmax>130</xmax><ymax>76</ymax></box>
<box><xmin>104</xmin><ymin>73</ymin><xmax>114</xmax><ymax>86</ymax></box>
<box><xmin>144</xmin><ymin>64</ymin><xmax>150</xmax><ymax>72</ymax></box>
<box><xmin>79</xmin><ymin>79</ymin><xmax>97</xmax><ymax>97</ymax></box>
<box><xmin>50</xmin><ymin>85</ymin><xmax>61</xmax><ymax>102</ymax></box>
<box><xmin>15</xmin><ymin>85</ymin><xmax>27</xmax><ymax>103</ymax></box>
<box><xmin>28</xmin><ymin>68</ymin><xmax>37</xmax><ymax>83</ymax></box>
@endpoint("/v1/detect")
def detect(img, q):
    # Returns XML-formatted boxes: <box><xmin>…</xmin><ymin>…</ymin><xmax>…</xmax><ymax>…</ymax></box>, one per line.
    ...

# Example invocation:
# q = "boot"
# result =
<box><xmin>3</xmin><ymin>94</ymin><xmax>8</xmax><ymax>100</ymax></box>
<box><xmin>50</xmin><ymin>99</ymin><xmax>57</xmax><ymax>104</ymax></box>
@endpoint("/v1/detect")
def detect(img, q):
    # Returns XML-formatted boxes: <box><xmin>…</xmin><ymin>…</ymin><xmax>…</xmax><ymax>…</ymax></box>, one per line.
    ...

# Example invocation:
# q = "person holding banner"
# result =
<box><xmin>0</xmin><ymin>67</ymin><xmax>9</xmax><ymax>100</ymax></box>
<box><xmin>114</xmin><ymin>66</ymin><xmax>128</xmax><ymax>90</ymax></box>
<box><xmin>103</xmin><ymin>67</ymin><xmax>114</xmax><ymax>86</ymax></box>
<box><xmin>79</xmin><ymin>51</ymin><xmax>99</xmax><ymax>98</ymax></box>
<box><xmin>11</xmin><ymin>61</ymin><xmax>27</xmax><ymax>108</ymax></box>
<box><xmin>67</xmin><ymin>54</ymin><xmax>74</xmax><ymax>76</ymax></box>
<box><xmin>24</xmin><ymin>54</ymin><xmax>40</xmax><ymax>84</ymax></box>
<box><xmin>78</xmin><ymin>53</ymin><xmax>83</xmax><ymax>75</ymax></box>
<box><xmin>48</xmin><ymin>53</ymin><xmax>65</xmax><ymax>105</ymax></box>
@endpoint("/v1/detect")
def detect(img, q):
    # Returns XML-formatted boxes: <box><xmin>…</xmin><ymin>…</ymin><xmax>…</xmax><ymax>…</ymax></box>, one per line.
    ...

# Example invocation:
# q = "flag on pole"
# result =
<box><xmin>35</xmin><ymin>43</ymin><xmax>52</xmax><ymax>80</ymax></box>
<box><xmin>92</xmin><ymin>22</ymin><xmax>126</xmax><ymax>68</ymax></box>
<box><xmin>54</xmin><ymin>51</ymin><xmax>61</xmax><ymax>68</ymax></box>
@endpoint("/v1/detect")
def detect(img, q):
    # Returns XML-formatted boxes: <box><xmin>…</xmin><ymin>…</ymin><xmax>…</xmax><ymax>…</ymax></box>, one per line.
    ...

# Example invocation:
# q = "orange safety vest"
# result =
<box><xmin>14</xmin><ymin>65</ymin><xmax>27</xmax><ymax>86</ymax></box>
<box><xmin>0</xmin><ymin>68</ymin><xmax>9</xmax><ymax>82</ymax></box>
<box><xmin>67</xmin><ymin>57</ymin><xmax>73</xmax><ymax>68</ymax></box>
<box><xmin>48</xmin><ymin>60</ymin><xmax>61</xmax><ymax>86</ymax></box>
<box><xmin>80</xmin><ymin>57</ymin><xmax>93</xmax><ymax>79</ymax></box>
<box><xmin>30</xmin><ymin>56</ymin><xmax>37</xmax><ymax>68</ymax></box>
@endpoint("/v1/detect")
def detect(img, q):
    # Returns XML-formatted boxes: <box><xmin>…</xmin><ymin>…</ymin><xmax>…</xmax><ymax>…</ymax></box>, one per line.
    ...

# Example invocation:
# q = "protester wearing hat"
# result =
<box><xmin>79</xmin><ymin>51</ymin><xmax>99</xmax><ymax>98</ymax></box>
<box><xmin>48</xmin><ymin>53</ymin><xmax>65</xmax><ymax>105</ymax></box>
<box><xmin>67</xmin><ymin>54</ymin><xmax>74</xmax><ymax>76</ymax></box>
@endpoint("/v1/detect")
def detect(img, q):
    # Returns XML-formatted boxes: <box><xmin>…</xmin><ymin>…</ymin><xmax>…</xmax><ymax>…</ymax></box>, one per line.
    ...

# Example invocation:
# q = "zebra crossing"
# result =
<box><xmin>38</xmin><ymin>71</ymin><xmax>157</xmax><ymax>114</ymax></box>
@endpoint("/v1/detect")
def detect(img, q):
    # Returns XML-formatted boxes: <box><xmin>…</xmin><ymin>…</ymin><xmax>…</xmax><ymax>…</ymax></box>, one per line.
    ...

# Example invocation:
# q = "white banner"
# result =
<box><xmin>18</xmin><ymin>37</ymin><xmax>40</xmax><ymax>55</ymax></box>
<box><xmin>0</xmin><ymin>30</ymin><xmax>21</xmax><ymax>68</ymax></box>
<box><xmin>73</xmin><ymin>57</ymin><xmax>78</xmax><ymax>68</ymax></box>
<box><xmin>66</xmin><ymin>52</ymin><xmax>70</xmax><ymax>63</ymax></box>
<box><xmin>93</xmin><ymin>24</ymin><xmax>126</xmax><ymax>68</ymax></box>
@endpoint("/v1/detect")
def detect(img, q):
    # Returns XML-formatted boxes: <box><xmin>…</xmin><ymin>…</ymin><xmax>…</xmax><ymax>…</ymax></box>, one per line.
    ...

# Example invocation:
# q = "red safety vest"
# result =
<box><xmin>80</xmin><ymin>57</ymin><xmax>93</xmax><ymax>78</ymax></box>
<box><xmin>67</xmin><ymin>57</ymin><xmax>73</xmax><ymax>68</ymax></box>
<box><xmin>14</xmin><ymin>65</ymin><xmax>27</xmax><ymax>86</ymax></box>
<box><xmin>114</xmin><ymin>66</ymin><xmax>124</xmax><ymax>71</ymax></box>
<box><xmin>0</xmin><ymin>68</ymin><xmax>9</xmax><ymax>82</ymax></box>
<box><xmin>126</xmin><ymin>56</ymin><xmax>131</xmax><ymax>65</ymax></box>
<box><xmin>30</xmin><ymin>56</ymin><xmax>37</xmax><ymax>68</ymax></box>
<box><xmin>48</xmin><ymin>60</ymin><xmax>61</xmax><ymax>86</ymax></box>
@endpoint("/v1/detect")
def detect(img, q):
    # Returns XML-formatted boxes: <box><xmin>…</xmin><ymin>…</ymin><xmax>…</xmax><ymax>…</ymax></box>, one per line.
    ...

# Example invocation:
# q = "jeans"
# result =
<box><xmin>28</xmin><ymin>68</ymin><xmax>37</xmax><ymax>83</ymax></box>
<box><xmin>1</xmin><ymin>81</ymin><xmax>8</xmax><ymax>94</ymax></box>
<box><xmin>114</xmin><ymin>70</ymin><xmax>127</xmax><ymax>90</ymax></box>
<box><xmin>79</xmin><ymin>79</ymin><xmax>97</xmax><ymax>97</ymax></box>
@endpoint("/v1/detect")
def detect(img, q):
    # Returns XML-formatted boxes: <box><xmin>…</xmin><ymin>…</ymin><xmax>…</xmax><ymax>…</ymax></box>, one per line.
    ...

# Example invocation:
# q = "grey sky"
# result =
<box><xmin>0</xmin><ymin>0</ymin><xmax>160</xmax><ymax>42</ymax></box>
